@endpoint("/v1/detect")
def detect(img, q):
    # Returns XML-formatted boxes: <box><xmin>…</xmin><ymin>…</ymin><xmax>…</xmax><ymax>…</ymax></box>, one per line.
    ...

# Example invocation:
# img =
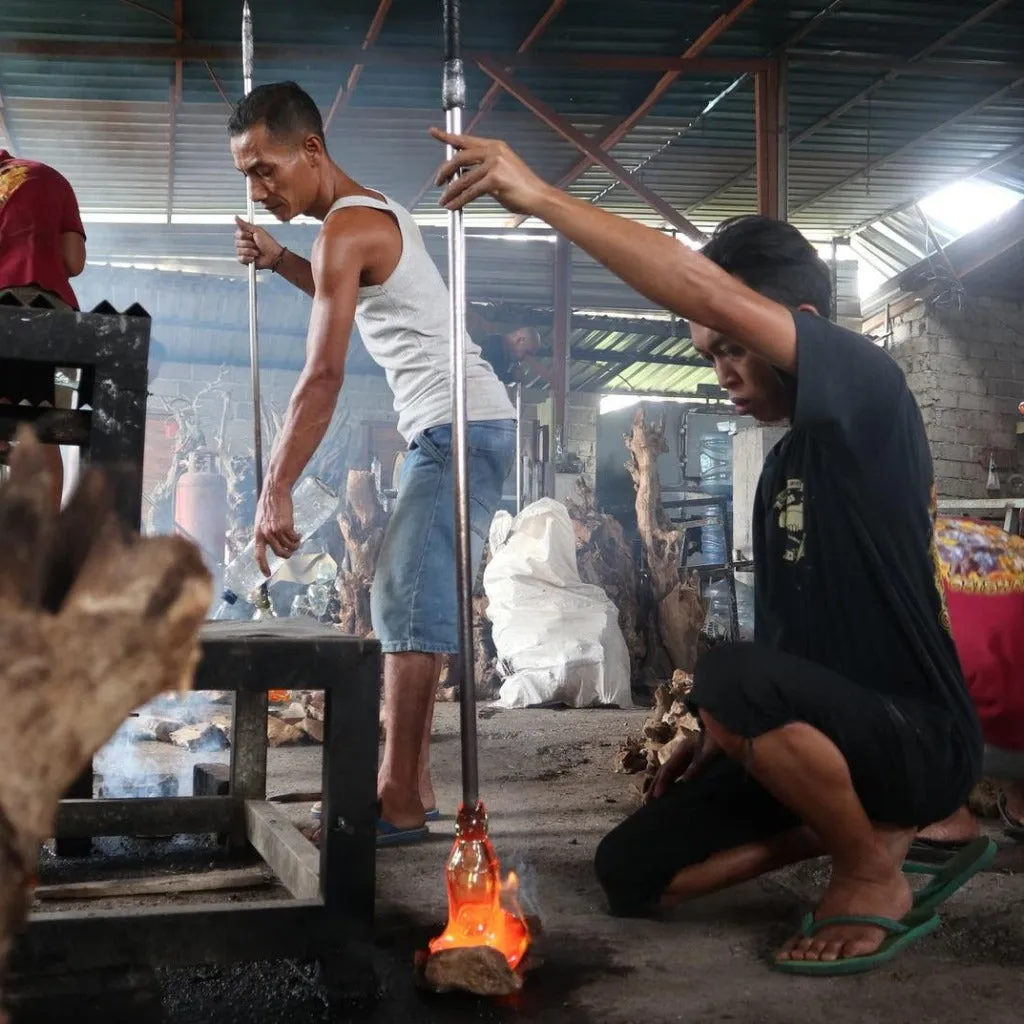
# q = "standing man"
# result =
<box><xmin>228</xmin><ymin>82</ymin><xmax>515</xmax><ymax>845</ymax></box>
<box><xmin>431</xmin><ymin>129</ymin><xmax>987</xmax><ymax>972</ymax></box>
<box><xmin>0</xmin><ymin>148</ymin><xmax>87</xmax><ymax>508</ymax></box>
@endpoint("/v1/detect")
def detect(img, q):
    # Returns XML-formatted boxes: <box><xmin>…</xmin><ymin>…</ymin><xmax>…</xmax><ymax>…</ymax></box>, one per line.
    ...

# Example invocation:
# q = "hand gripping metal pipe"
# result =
<box><xmin>442</xmin><ymin>0</ymin><xmax>479</xmax><ymax>809</ymax></box>
<box><xmin>241</xmin><ymin>1</ymin><xmax>265</xmax><ymax>497</ymax></box>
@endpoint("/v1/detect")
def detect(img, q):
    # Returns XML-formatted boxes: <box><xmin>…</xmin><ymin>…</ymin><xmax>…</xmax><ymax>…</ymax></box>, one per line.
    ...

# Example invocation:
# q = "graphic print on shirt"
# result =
<box><xmin>772</xmin><ymin>478</ymin><xmax>805</xmax><ymax>564</ymax></box>
<box><xmin>0</xmin><ymin>163</ymin><xmax>29</xmax><ymax>209</ymax></box>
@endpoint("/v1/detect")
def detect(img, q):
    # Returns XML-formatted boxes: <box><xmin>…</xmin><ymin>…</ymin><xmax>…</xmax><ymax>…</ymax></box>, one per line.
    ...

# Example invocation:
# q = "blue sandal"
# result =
<box><xmin>774</xmin><ymin>909</ymin><xmax>940</xmax><ymax>975</ymax></box>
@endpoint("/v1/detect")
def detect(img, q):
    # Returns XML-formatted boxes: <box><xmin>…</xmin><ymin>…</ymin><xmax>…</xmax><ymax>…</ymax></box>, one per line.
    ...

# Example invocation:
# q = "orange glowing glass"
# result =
<box><xmin>428</xmin><ymin>801</ymin><xmax>530</xmax><ymax>969</ymax></box>
<box><xmin>267</xmin><ymin>689</ymin><xmax>289</xmax><ymax>704</ymax></box>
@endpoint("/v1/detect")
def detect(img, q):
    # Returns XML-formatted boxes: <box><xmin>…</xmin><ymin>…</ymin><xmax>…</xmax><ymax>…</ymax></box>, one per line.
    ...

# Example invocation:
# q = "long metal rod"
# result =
<box><xmin>242</xmin><ymin>1</ymin><xmax>264</xmax><ymax>497</ymax></box>
<box><xmin>443</xmin><ymin>0</ymin><xmax>478</xmax><ymax>809</ymax></box>
<box><xmin>515</xmin><ymin>382</ymin><xmax>523</xmax><ymax>515</ymax></box>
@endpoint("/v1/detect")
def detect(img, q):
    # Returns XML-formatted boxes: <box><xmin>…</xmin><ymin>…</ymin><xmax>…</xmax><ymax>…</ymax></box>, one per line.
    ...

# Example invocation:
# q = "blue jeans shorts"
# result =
<box><xmin>370</xmin><ymin>419</ymin><xmax>516</xmax><ymax>654</ymax></box>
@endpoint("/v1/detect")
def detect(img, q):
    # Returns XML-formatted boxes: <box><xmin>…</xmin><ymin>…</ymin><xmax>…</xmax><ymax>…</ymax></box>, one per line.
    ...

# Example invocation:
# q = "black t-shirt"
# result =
<box><xmin>478</xmin><ymin>335</ymin><xmax>516</xmax><ymax>385</ymax></box>
<box><xmin>754</xmin><ymin>311</ymin><xmax>981</xmax><ymax>740</ymax></box>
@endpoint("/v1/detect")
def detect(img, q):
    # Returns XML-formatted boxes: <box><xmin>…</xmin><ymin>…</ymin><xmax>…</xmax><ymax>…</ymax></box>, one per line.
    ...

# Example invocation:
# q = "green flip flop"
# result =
<box><xmin>774</xmin><ymin>908</ymin><xmax>940</xmax><ymax>976</ymax></box>
<box><xmin>902</xmin><ymin>836</ymin><xmax>997</xmax><ymax>914</ymax></box>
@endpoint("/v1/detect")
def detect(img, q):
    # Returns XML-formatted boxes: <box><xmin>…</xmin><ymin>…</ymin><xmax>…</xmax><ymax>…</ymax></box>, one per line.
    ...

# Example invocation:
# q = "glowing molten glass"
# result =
<box><xmin>428</xmin><ymin>801</ymin><xmax>531</xmax><ymax>970</ymax></box>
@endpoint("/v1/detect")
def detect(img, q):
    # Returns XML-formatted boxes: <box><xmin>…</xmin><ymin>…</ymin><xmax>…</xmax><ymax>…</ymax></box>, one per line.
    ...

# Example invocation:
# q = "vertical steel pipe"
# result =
<box><xmin>242</xmin><ymin>1</ymin><xmax>265</xmax><ymax>496</ymax></box>
<box><xmin>442</xmin><ymin>0</ymin><xmax>479</xmax><ymax>809</ymax></box>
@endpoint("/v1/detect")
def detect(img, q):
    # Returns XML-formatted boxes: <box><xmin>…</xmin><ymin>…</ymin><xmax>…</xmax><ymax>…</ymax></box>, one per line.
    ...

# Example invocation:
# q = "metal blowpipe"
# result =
<box><xmin>241</xmin><ymin>0</ymin><xmax>265</xmax><ymax>497</ymax></box>
<box><xmin>442</xmin><ymin>0</ymin><xmax>479</xmax><ymax>809</ymax></box>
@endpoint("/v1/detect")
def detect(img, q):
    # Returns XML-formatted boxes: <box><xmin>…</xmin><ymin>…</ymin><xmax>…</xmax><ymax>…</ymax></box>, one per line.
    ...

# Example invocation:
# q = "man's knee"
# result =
<box><xmin>595</xmin><ymin>820</ymin><xmax>666</xmax><ymax>917</ymax></box>
<box><xmin>692</xmin><ymin>642</ymin><xmax>758</xmax><ymax>694</ymax></box>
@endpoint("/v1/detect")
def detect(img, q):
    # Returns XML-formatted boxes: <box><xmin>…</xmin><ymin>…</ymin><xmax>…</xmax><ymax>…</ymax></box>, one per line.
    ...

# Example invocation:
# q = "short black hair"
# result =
<box><xmin>228</xmin><ymin>81</ymin><xmax>325</xmax><ymax>144</ymax></box>
<box><xmin>701</xmin><ymin>215</ymin><xmax>832</xmax><ymax>317</ymax></box>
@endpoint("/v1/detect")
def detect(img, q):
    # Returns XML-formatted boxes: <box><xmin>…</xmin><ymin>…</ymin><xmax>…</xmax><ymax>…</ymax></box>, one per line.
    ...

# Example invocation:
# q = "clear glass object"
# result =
<box><xmin>218</xmin><ymin>475</ymin><xmax>339</xmax><ymax>608</ymax></box>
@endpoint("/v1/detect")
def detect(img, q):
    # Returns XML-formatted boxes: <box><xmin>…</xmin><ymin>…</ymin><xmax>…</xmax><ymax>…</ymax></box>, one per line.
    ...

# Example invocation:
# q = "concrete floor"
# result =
<box><xmin>30</xmin><ymin>705</ymin><xmax>1024</xmax><ymax>1022</ymax></box>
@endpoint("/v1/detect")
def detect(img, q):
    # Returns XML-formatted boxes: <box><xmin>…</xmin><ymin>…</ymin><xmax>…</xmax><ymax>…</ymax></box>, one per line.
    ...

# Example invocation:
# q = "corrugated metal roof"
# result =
<box><xmin>73</xmin><ymin>263</ymin><xmax>718</xmax><ymax>395</ymax></box>
<box><xmin>2</xmin><ymin>0</ymin><xmax>1023</xmax><ymax>302</ymax></box>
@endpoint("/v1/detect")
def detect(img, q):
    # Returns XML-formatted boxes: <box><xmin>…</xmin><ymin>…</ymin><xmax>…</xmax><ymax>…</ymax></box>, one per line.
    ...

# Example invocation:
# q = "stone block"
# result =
<box><xmin>956</xmin><ymin>392</ymin><xmax>990</xmax><ymax>412</ymax></box>
<box><xmin>932</xmin><ymin>458</ymin><xmax>962</xmax><ymax>480</ymax></box>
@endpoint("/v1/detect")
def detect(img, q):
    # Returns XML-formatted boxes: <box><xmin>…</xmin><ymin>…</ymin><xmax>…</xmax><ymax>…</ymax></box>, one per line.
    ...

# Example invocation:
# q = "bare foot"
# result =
<box><xmin>1002</xmin><ymin>780</ymin><xmax>1024</xmax><ymax>824</ymax></box>
<box><xmin>378</xmin><ymin>783</ymin><xmax>427</xmax><ymax>831</ymax></box>
<box><xmin>419</xmin><ymin>772</ymin><xmax>437</xmax><ymax>815</ymax></box>
<box><xmin>917</xmin><ymin>805</ymin><xmax>980</xmax><ymax>844</ymax></box>
<box><xmin>776</xmin><ymin>837</ymin><xmax>914</xmax><ymax>964</ymax></box>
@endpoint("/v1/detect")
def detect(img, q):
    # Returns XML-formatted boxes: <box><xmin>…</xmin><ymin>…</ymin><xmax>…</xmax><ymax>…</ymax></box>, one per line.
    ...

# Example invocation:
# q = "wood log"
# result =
<box><xmin>0</xmin><ymin>430</ymin><xmax>211</xmax><ymax>1007</ymax></box>
<box><xmin>266</xmin><ymin>718</ymin><xmax>306</xmax><ymax>748</ymax></box>
<box><xmin>624</xmin><ymin>406</ymin><xmax>706</xmax><ymax>675</ymax></box>
<box><xmin>564</xmin><ymin>477</ymin><xmax>644</xmax><ymax>678</ymax></box>
<box><xmin>335</xmin><ymin>469</ymin><xmax>388</xmax><ymax>637</ymax></box>
<box><xmin>34</xmin><ymin>867</ymin><xmax>272</xmax><ymax>903</ymax></box>
<box><xmin>420</xmin><ymin>946</ymin><xmax>523</xmax><ymax>997</ymax></box>
<box><xmin>168</xmin><ymin>723</ymin><xmax>229</xmax><ymax>752</ymax></box>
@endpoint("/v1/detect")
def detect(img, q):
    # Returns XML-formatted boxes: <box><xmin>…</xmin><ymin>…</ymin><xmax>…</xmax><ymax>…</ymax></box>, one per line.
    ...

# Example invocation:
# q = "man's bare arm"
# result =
<box><xmin>432</xmin><ymin>130</ymin><xmax>798</xmax><ymax>375</ymax></box>
<box><xmin>273</xmin><ymin>250</ymin><xmax>316</xmax><ymax>298</ymax></box>
<box><xmin>61</xmin><ymin>232</ymin><xmax>86</xmax><ymax>277</ymax></box>
<box><xmin>263</xmin><ymin>226</ymin><xmax>362</xmax><ymax>494</ymax></box>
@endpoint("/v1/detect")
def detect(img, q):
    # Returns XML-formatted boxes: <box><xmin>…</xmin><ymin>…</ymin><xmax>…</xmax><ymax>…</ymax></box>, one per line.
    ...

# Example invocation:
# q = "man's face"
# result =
<box><xmin>505</xmin><ymin>327</ymin><xmax>541</xmax><ymax>361</ymax></box>
<box><xmin>230</xmin><ymin>122</ymin><xmax>322</xmax><ymax>222</ymax></box>
<box><xmin>690</xmin><ymin>322</ymin><xmax>790</xmax><ymax>423</ymax></box>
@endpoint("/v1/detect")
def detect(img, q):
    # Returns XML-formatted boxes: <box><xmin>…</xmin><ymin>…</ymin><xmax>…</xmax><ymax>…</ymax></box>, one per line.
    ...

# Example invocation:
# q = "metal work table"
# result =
<box><xmin>17</xmin><ymin>620</ymin><xmax>380</xmax><ymax>991</ymax></box>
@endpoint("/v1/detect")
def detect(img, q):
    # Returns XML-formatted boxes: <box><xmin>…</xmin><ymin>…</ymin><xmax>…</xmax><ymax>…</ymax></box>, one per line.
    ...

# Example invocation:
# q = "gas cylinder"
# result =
<box><xmin>174</xmin><ymin>448</ymin><xmax>228</xmax><ymax>592</ymax></box>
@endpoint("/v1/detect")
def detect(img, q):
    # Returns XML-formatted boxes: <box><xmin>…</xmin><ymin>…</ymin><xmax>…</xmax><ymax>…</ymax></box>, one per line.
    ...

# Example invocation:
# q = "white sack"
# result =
<box><xmin>484</xmin><ymin>498</ymin><xmax>632</xmax><ymax>709</ymax></box>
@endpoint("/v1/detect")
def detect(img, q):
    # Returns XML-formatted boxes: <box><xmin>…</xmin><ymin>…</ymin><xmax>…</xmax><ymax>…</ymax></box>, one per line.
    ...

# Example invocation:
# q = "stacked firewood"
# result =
<box><xmin>616</xmin><ymin>670</ymin><xmax>700</xmax><ymax>786</ymax></box>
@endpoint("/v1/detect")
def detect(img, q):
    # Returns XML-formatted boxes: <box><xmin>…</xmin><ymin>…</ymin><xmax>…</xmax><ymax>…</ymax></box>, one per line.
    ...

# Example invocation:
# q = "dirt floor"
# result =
<box><xmin>23</xmin><ymin>704</ymin><xmax>1024</xmax><ymax>1023</ymax></box>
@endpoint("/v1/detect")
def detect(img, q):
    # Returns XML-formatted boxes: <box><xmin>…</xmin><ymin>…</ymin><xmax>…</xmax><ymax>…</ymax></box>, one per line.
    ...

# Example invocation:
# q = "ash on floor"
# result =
<box><xmin>21</xmin><ymin>706</ymin><xmax>1024</xmax><ymax>1023</ymax></box>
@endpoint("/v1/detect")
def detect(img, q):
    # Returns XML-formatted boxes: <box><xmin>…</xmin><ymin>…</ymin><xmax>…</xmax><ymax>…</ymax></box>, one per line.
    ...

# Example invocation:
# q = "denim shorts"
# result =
<box><xmin>370</xmin><ymin>419</ymin><xmax>516</xmax><ymax>654</ymax></box>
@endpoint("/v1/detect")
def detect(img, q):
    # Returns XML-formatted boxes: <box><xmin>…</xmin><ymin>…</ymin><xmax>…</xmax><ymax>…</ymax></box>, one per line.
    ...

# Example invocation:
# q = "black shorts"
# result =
<box><xmin>595</xmin><ymin>642</ymin><xmax>980</xmax><ymax>915</ymax></box>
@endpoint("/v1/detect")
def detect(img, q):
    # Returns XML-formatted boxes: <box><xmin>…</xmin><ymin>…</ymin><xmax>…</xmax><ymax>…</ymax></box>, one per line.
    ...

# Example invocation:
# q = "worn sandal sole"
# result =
<box><xmin>903</xmin><ymin>836</ymin><xmax>996</xmax><ymax>915</ymax></box>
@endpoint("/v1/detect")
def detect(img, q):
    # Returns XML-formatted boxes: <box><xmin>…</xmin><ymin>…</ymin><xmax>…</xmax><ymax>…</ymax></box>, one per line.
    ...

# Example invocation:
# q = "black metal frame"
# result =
<box><xmin>0</xmin><ymin>301</ymin><xmax>151</xmax><ymax>526</ymax></box>
<box><xmin>1</xmin><ymin>301</ymin><xmax>153</xmax><ymax>856</ymax></box>
<box><xmin>16</xmin><ymin>620</ymin><xmax>380</xmax><ymax>989</ymax></box>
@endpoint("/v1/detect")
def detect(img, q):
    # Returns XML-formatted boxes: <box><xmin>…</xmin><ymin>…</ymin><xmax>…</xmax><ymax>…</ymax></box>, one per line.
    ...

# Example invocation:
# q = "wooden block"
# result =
<box><xmin>267</xmin><ymin>717</ymin><xmax>305</xmax><ymax>748</ymax></box>
<box><xmin>193</xmin><ymin>762</ymin><xmax>230</xmax><ymax>797</ymax></box>
<box><xmin>169</xmin><ymin>723</ymin><xmax>229</xmax><ymax>752</ymax></box>
<box><xmin>245</xmin><ymin>800</ymin><xmax>320</xmax><ymax>902</ymax></box>
<box><xmin>35</xmin><ymin>866</ymin><xmax>272</xmax><ymax>902</ymax></box>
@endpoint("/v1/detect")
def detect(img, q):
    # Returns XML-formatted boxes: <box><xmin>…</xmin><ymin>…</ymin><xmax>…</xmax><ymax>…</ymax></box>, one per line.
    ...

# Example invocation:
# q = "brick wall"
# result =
<box><xmin>565</xmin><ymin>392</ymin><xmax>600</xmax><ymax>486</ymax></box>
<box><xmin>888</xmin><ymin>297</ymin><xmax>1024</xmax><ymax>499</ymax></box>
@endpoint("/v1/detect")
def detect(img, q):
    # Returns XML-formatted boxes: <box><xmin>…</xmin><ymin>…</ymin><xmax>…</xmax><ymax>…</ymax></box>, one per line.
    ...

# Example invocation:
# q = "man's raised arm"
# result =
<box><xmin>431</xmin><ymin>129</ymin><xmax>799</xmax><ymax>376</ymax></box>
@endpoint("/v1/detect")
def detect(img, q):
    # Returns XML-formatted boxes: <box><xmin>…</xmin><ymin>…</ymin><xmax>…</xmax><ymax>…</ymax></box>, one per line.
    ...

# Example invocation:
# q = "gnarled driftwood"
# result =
<box><xmin>0</xmin><ymin>431</ymin><xmax>211</xmax><ymax>1013</ymax></box>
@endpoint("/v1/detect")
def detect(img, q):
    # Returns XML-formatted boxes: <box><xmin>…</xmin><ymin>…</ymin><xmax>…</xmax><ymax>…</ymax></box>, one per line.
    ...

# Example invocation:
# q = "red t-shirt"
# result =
<box><xmin>0</xmin><ymin>150</ymin><xmax>85</xmax><ymax>309</ymax></box>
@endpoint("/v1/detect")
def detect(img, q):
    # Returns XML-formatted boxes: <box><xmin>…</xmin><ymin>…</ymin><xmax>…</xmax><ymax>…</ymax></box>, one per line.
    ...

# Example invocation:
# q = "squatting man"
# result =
<box><xmin>228</xmin><ymin>82</ymin><xmax>516</xmax><ymax>847</ymax></box>
<box><xmin>430</xmin><ymin>126</ymin><xmax>988</xmax><ymax>974</ymax></box>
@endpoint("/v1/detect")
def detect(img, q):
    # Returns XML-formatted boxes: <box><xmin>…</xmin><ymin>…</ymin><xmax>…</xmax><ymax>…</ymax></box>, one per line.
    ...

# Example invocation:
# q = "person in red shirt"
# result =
<box><xmin>0</xmin><ymin>149</ymin><xmax>87</xmax><ymax>507</ymax></box>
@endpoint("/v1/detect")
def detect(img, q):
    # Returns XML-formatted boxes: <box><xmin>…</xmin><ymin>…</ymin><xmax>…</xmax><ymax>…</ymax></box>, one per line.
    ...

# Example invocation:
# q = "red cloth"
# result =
<box><xmin>0</xmin><ymin>150</ymin><xmax>85</xmax><ymax>309</ymax></box>
<box><xmin>937</xmin><ymin>518</ymin><xmax>1024</xmax><ymax>751</ymax></box>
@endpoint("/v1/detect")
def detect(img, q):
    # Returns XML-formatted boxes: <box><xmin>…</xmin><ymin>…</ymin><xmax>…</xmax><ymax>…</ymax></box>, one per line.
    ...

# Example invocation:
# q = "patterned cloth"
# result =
<box><xmin>936</xmin><ymin>517</ymin><xmax>1024</xmax><ymax>750</ymax></box>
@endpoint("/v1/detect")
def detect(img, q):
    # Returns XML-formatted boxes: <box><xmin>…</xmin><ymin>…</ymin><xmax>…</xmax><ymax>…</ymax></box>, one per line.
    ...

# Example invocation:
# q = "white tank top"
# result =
<box><xmin>325</xmin><ymin>192</ymin><xmax>514</xmax><ymax>443</ymax></box>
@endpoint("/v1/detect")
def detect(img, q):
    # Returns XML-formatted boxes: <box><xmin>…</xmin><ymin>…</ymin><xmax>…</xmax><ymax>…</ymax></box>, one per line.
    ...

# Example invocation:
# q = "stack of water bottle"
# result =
<box><xmin>212</xmin><ymin>475</ymin><xmax>339</xmax><ymax>620</ymax></box>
